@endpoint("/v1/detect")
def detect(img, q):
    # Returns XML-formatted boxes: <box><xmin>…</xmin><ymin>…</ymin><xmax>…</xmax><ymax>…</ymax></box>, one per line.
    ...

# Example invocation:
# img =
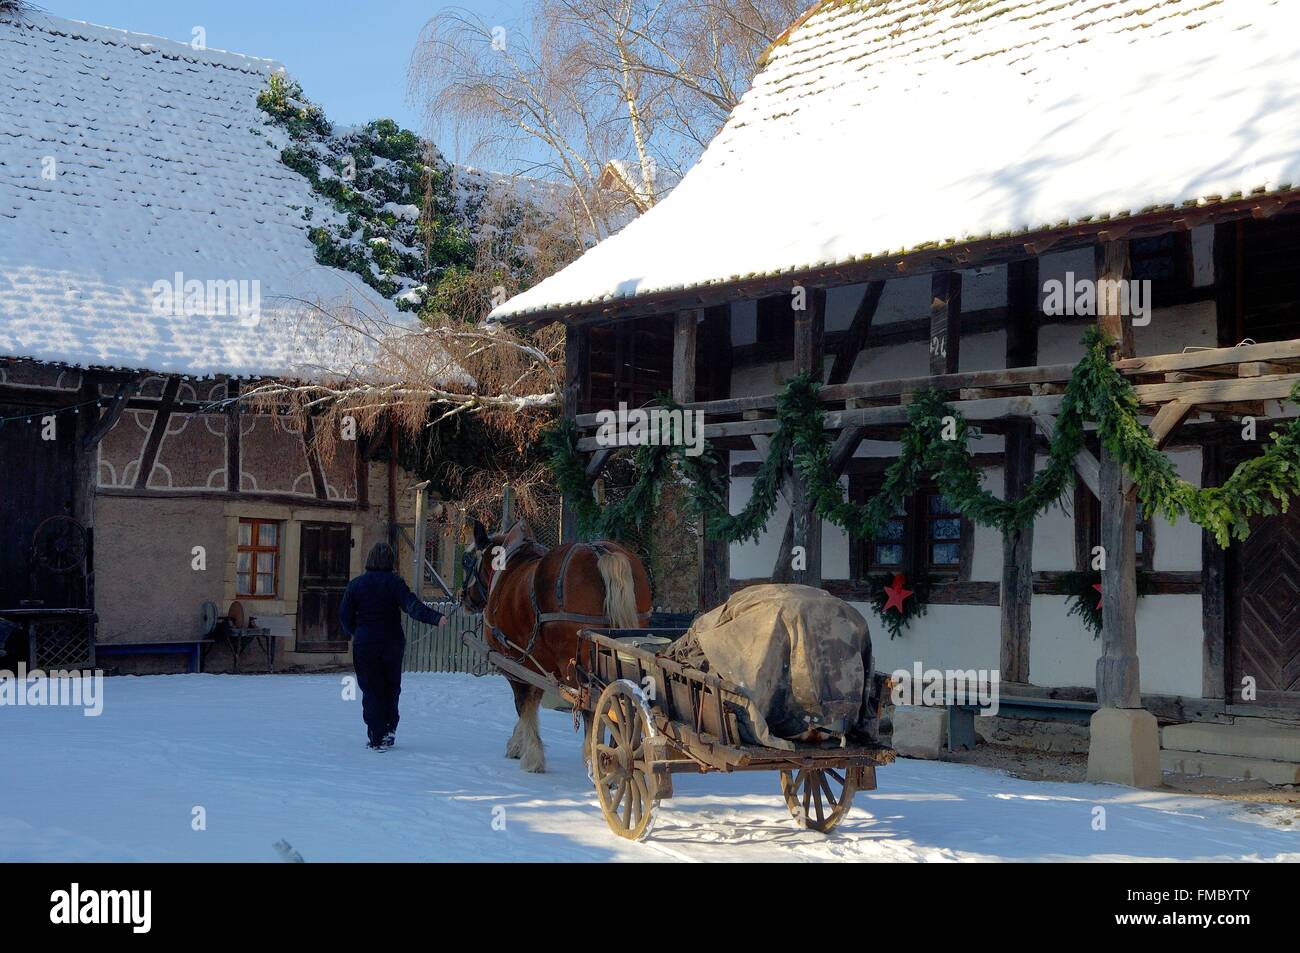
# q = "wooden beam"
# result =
<box><xmin>1001</xmin><ymin>257</ymin><xmax>1039</xmax><ymax>685</ymax></box>
<box><xmin>1200</xmin><ymin>443</ymin><xmax>1227</xmax><ymax>700</ymax></box>
<box><xmin>561</xmin><ymin>323</ymin><xmax>590</xmax><ymax>543</ymax></box>
<box><xmin>226</xmin><ymin>379</ymin><xmax>242</xmax><ymax>493</ymax></box>
<box><xmin>672</xmin><ymin>309</ymin><xmax>698</xmax><ymax>404</ymax></box>
<box><xmin>828</xmin><ymin>281</ymin><xmax>883</xmax><ymax>385</ymax></box>
<box><xmin>302</xmin><ymin>414</ymin><xmax>329</xmax><ymax>500</ymax></box>
<box><xmin>1096</xmin><ymin>240</ymin><xmax>1134</xmax><ymax>356</ymax></box>
<box><xmin>81</xmin><ymin>378</ymin><xmax>139</xmax><ymax>451</ymax></box>
<box><xmin>134</xmin><ymin>376</ymin><xmax>180</xmax><ymax>490</ymax></box>
<box><xmin>1097</xmin><ymin>445</ymin><xmax>1141</xmax><ymax>708</ymax></box>
<box><xmin>1147</xmin><ymin>399</ymin><xmax>1193</xmax><ymax>449</ymax></box>
<box><xmin>929</xmin><ymin>271</ymin><xmax>962</xmax><ymax>377</ymax></box>
<box><xmin>1096</xmin><ymin>240</ymin><xmax>1141</xmax><ymax>710</ymax></box>
<box><xmin>783</xmin><ymin>288</ymin><xmax>825</xmax><ymax>586</ymax></box>
<box><xmin>1031</xmin><ymin>413</ymin><xmax>1101</xmax><ymax>498</ymax></box>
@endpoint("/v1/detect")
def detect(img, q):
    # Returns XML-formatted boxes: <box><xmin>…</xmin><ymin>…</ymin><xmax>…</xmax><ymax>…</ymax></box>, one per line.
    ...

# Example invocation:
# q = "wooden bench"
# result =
<box><xmin>947</xmin><ymin>695</ymin><xmax>1098</xmax><ymax>750</ymax></box>
<box><xmin>95</xmin><ymin>640</ymin><xmax>213</xmax><ymax>674</ymax></box>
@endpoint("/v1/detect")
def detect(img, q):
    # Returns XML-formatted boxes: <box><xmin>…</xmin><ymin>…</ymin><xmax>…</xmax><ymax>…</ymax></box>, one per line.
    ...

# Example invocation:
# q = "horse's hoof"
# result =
<box><xmin>522</xmin><ymin>755</ymin><xmax>546</xmax><ymax>774</ymax></box>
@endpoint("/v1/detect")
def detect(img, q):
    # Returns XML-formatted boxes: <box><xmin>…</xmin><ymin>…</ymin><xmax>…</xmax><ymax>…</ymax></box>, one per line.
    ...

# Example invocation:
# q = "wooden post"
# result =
<box><xmin>695</xmin><ymin>309</ymin><xmax>730</xmax><ymax>611</ymax></box>
<box><xmin>1200</xmin><ymin>440</ymin><xmax>1227</xmax><ymax>699</ymax></box>
<box><xmin>929</xmin><ymin>271</ymin><xmax>963</xmax><ymax>377</ymax></box>
<box><xmin>672</xmin><ymin>310</ymin><xmax>698</xmax><ymax>404</ymax></box>
<box><xmin>786</xmin><ymin>287</ymin><xmax>825</xmax><ymax>587</ymax></box>
<box><xmin>1000</xmin><ymin>260</ymin><xmax>1038</xmax><ymax>684</ymax></box>
<box><xmin>411</xmin><ymin>480</ymin><xmax>429</xmax><ymax>597</ymax></box>
<box><xmin>561</xmin><ymin>322</ymin><xmax>589</xmax><ymax>543</ymax></box>
<box><xmin>1095</xmin><ymin>240</ymin><xmax>1140</xmax><ymax>708</ymax></box>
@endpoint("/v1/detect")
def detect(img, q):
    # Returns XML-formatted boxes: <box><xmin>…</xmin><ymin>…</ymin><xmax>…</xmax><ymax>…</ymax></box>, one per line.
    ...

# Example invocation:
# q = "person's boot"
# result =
<box><xmin>367</xmin><ymin>731</ymin><xmax>385</xmax><ymax>751</ymax></box>
<box><xmin>382</xmin><ymin>732</ymin><xmax>396</xmax><ymax>749</ymax></box>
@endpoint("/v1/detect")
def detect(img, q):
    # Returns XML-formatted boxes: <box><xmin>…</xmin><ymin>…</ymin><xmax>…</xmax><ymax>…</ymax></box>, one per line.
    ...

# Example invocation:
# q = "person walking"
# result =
<box><xmin>340</xmin><ymin>541</ymin><xmax>446</xmax><ymax>750</ymax></box>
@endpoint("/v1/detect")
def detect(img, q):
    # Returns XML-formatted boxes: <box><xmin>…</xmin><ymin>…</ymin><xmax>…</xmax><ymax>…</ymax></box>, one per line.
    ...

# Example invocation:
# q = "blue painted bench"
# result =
<box><xmin>947</xmin><ymin>695</ymin><xmax>1098</xmax><ymax>751</ymax></box>
<box><xmin>95</xmin><ymin>640</ymin><xmax>213</xmax><ymax>674</ymax></box>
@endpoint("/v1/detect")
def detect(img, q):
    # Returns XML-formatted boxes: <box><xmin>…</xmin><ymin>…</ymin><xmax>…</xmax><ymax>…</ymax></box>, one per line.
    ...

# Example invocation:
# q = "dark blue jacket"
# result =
<box><xmin>339</xmin><ymin>570</ymin><xmax>443</xmax><ymax>645</ymax></box>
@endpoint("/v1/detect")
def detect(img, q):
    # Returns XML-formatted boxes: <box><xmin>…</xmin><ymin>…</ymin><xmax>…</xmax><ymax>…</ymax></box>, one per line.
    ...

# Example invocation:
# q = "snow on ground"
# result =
<box><xmin>2</xmin><ymin>673</ymin><xmax>1296</xmax><ymax>863</ymax></box>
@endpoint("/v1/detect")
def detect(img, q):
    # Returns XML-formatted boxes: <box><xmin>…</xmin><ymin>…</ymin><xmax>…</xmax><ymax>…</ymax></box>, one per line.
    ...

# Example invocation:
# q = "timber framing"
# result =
<box><xmin>572</xmin><ymin>338</ymin><xmax>1300</xmax><ymax>453</ymax></box>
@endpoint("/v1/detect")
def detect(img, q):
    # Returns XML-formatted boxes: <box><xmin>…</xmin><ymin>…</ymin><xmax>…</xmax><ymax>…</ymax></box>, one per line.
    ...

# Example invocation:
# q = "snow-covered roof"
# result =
<box><xmin>0</xmin><ymin>12</ymin><xmax>398</xmax><ymax>378</ymax></box>
<box><xmin>492</xmin><ymin>0</ymin><xmax>1300</xmax><ymax>323</ymax></box>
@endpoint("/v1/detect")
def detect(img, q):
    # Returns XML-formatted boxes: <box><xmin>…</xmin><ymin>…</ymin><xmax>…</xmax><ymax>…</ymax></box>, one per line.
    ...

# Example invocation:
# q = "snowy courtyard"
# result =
<box><xmin>2</xmin><ymin>673</ymin><xmax>1296</xmax><ymax>863</ymax></box>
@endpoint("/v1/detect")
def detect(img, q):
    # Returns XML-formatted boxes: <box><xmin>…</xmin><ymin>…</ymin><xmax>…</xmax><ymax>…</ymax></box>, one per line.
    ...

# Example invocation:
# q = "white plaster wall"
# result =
<box><xmin>1029</xmin><ymin>595</ymin><xmax>1203</xmax><ymax>697</ymax></box>
<box><xmin>860</xmin><ymin>602</ymin><xmax>1003</xmax><ymax>676</ymax></box>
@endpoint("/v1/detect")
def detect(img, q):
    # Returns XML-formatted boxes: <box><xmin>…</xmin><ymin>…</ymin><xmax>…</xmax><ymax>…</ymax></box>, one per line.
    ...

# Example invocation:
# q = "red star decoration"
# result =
<box><xmin>882</xmin><ymin>573</ymin><xmax>914</xmax><ymax>614</ymax></box>
<box><xmin>1092</xmin><ymin>583</ymin><xmax>1103</xmax><ymax>611</ymax></box>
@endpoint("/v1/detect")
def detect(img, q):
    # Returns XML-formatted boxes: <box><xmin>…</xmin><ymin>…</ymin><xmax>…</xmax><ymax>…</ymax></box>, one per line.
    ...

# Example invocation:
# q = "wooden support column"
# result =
<box><xmin>1200</xmin><ymin>441</ymin><xmax>1227</xmax><ymax>699</ymax></box>
<box><xmin>784</xmin><ymin>288</ymin><xmax>825</xmax><ymax>587</ymax></box>
<box><xmin>561</xmin><ymin>322</ymin><xmax>589</xmax><ymax>543</ymax></box>
<box><xmin>672</xmin><ymin>310</ymin><xmax>698</xmax><ymax>404</ymax></box>
<box><xmin>695</xmin><ymin>309</ymin><xmax>730</xmax><ymax>611</ymax></box>
<box><xmin>929</xmin><ymin>271</ymin><xmax>963</xmax><ymax>377</ymax></box>
<box><xmin>1000</xmin><ymin>258</ymin><xmax>1038</xmax><ymax>684</ymax></box>
<box><xmin>1095</xmin><ymin>241</ymin><xmax>1141</xmax><ymax>709</ymax></box>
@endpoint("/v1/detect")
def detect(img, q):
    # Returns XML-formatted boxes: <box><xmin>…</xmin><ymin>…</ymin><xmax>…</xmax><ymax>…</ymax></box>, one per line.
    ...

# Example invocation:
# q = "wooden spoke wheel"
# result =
<box><xmin>591</xmin><ymin>679</ymin><xmax>658</xmax><ymax>841</ymax></box>
<box><xmin>780</xmin><ymin>766</ymin><xmax>861</xmax><ymax>833</ymax></box>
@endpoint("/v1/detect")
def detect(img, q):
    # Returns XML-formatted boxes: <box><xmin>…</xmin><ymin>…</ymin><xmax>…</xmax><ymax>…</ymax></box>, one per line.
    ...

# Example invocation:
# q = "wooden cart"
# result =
<box><xmin>461</xmin><ymin>621</ymin><xmax>894</xmax><ymax>841</ymax></box>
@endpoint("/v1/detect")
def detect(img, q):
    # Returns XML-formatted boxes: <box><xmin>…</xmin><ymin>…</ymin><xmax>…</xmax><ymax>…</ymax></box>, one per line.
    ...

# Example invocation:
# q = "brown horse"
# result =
<box><xmin>459</xmin><ymin>519</ymin><xmax>652</xmax><ymax>773</ymax></box>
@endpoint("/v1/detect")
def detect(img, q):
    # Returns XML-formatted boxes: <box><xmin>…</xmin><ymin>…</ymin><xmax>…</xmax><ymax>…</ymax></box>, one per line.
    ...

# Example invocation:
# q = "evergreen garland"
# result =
<box><xmin>545</xmin><ymin>327</ymin><xmax>1300</xmax><ymax>561</ymax></box>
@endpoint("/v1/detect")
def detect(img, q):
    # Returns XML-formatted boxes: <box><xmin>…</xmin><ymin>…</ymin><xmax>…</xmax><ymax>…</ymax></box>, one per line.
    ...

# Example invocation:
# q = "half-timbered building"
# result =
<box><xmin>492</xmin><ymin>0</ymin><xmax>1300</xmax><ymax>783</ymax></box>
<box><xmin>0</xmin><ymin>14</ymin><xmax>434</xmax><ymax>673</ymax></box>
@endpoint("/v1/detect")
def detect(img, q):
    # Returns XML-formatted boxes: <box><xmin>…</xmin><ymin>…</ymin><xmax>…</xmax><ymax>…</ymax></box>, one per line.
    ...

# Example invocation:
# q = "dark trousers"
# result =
<box><xmin>354</xmin><ymin>640</ymin><xmax>405</xmax><ymax>744</ymax></box>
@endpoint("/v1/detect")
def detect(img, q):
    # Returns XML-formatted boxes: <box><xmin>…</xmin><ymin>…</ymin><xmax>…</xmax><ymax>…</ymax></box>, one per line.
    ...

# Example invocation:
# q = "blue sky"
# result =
<box><xmin>49</xmin><ymin>0</ymin><xmax>521</xmax><ymax>159</ymax></box>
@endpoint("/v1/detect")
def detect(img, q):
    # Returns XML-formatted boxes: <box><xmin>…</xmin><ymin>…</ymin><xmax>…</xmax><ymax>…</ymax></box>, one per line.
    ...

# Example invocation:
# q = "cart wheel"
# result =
<box><xmin>591</xmin><ymin>679</ymin><xmax>658</xmax><ymax>841</ymax></box>
<box><xmin>779</xmin><ymin>766</ymin><xmax>861</xmax><ymax>833</ymax></box>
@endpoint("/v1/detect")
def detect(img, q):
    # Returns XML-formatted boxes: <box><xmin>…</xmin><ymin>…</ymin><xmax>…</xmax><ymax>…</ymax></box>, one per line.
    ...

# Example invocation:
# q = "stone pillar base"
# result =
<box><xmin>1086</xmin><ymin>707</ymin><xmax>1161</xmax><ymax>787</ymax></box>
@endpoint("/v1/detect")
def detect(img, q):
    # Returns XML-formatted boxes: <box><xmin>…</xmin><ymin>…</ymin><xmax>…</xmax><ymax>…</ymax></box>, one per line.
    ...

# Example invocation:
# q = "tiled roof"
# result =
<box><xmin>0</xmin><ymin>13</ymin><xmax>395</xmax><ymax>377</ymax></box>
<box><xmin>492</xmin><ymin>0</ymin><xmax>1300</xmax><ymax>321</ymax></box>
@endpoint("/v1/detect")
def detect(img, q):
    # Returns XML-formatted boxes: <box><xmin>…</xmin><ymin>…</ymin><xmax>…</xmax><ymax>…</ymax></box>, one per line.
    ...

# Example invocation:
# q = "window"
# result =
<box><xmin>849</xmin><ymin>477</ymin><xmax>969</xmax><ymax>579</ymax></box>
<box><xmin>1128</xmin><ymin>233</ymin><xmax>1202</xmax><ymax>308</ymax></box>
<box><xmin>755</xmin><ymin>295</ymin><xmax>796</xmax><ymax>351</ymax></box>
<box><xmin>237</xmin><ymin>519</ymin><xmax>281</xmax><ymax>598</ymax></box>
<box><xmin>1075</xmin><ymin>484</ymin><xmax>1153</xmax><ymax>571</ymax></box>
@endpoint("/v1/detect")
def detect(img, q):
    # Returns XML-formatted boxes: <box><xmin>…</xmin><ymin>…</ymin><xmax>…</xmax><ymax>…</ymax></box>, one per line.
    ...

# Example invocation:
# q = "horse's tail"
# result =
<box><xmin>595</xmin><ymin>545</ymin><xmax>640</xmax><ymax>628</ymax></box>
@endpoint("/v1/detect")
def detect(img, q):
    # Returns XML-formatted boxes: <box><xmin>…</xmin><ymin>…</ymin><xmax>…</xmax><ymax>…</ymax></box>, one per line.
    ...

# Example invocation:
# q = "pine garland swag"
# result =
<box><xmin>545</xmin><ymin>327</ymin><xmax>1300</xmax><ymax>561</ymax></box>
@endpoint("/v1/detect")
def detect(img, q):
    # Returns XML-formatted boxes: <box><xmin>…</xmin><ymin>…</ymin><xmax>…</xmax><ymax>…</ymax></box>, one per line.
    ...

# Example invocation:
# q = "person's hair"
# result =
<box><xmin>365</xmin><ymin>541</ymin><xmax>396</xmax><ymax>573</ymax></box>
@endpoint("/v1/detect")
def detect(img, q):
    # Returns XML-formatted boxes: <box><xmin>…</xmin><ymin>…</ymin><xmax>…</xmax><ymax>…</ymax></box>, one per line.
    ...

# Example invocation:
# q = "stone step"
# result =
<box><xmin>1161</xmin><ymin>749</ymin><xmax>1300</xmax><ymax>786</ymax></box>
<box><xmin>1161</xmin><ymin>721</ymin><xmax>1300</xmax><ymax>763</ymax></box>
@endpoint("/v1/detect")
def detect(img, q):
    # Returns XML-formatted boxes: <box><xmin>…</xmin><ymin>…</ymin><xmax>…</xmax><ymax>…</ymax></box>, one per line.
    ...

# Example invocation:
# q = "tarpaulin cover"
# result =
<box><xmin>665</xmin><ymin>584</ymin><xmax>872</xmax><ymax>749</ymax></box>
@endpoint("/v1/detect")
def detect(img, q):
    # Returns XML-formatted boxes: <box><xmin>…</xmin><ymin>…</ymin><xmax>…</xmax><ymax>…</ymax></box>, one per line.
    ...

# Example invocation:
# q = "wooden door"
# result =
<box><xmin>296</xmin><ymin>522</ymin><xmax>352</xmax><ymax>652</ymax></box>
<box><xmin>0</xmin><ymin>401</ymin><xmax>80</xmax><ymax>610</ymax></box>
<box><xmin>1230</xmin><ymin>508</ymin><xmax>1300</xmax><ymax>707</ymax></box>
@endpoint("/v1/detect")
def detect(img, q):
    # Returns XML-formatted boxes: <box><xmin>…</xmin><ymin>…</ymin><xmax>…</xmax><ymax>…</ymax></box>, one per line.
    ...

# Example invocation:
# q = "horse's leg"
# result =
<box><xmin>517</xmin><ymin>685</ymin><xmax>547</xmax><ymax>773</ymax></box>
<box><xmin>505</xmin><ymin>677</ymin><xmax>530</xmax><ymax>759</ymax></box>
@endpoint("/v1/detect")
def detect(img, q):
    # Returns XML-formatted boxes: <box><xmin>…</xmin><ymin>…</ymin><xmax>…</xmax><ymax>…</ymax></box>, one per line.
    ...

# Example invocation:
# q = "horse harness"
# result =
<box><xmin>482</xmin><ymin>540</ymin><xmax>649</xmax><ymax>678</ymax></box>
